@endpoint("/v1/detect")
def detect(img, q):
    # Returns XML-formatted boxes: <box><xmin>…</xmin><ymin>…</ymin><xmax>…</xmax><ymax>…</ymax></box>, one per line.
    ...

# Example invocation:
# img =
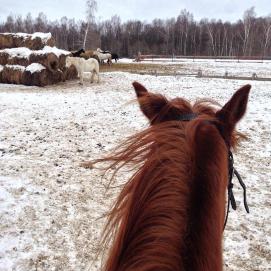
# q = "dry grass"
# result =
<box><xmin>100</xmin><ymin>62</ymin><xmax>183</xmax><ymax>75</ymax></box>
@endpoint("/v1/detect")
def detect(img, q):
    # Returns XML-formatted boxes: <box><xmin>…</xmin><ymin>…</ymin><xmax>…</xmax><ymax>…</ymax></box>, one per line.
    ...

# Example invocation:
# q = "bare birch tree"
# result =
<box><xmin>263</xmin><ymin>15</ymin><xmax>271</xmax><ymax>56</ymax></box>
<box><xmin>242</xmin><ymin>7</ymin><xmax>256</xmax><ymax>56</ymax></box>
<box><xmin>83</xmin><ymin>0</ymin><xmax>97</xmax><ymax>49</ymax></box>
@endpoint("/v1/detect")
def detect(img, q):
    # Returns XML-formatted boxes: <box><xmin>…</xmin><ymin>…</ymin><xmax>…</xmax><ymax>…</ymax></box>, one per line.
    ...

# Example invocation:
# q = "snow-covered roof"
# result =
<box><xmin>25</xmin><ymin>63</ymin><xmax>46</xmax><ymax>73</ymax></box>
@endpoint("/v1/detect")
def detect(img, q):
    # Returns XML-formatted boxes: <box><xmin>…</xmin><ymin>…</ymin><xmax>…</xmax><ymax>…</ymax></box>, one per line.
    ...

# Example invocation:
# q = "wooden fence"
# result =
<box><xmin>136</xmin><ymin>54</ymin><xmax>271</xmax><ymax>63</ymax></box>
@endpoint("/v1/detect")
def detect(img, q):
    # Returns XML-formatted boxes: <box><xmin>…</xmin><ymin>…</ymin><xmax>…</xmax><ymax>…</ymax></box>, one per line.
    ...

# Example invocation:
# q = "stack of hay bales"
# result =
<box><xmin>0</xmin><ymin>32</ymin><xmax>78</xmax><ymax>86</ymax></box>
<box><xmin>0</xmin><ymin>32</ymin><xmax>55</xmax><ymax>50</ymax></box>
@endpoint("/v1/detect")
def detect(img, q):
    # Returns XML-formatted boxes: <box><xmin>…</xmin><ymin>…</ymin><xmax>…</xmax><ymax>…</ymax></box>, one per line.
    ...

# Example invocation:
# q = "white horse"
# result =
<box><xmin>66</xmin><ymin>56</ymin><xmax>100</xmax><ymax>84</ymax></box>
<box><xmin>93</xmin><ymin>50</ymin><xmax>112</xmax><ymax>65</ymax></box>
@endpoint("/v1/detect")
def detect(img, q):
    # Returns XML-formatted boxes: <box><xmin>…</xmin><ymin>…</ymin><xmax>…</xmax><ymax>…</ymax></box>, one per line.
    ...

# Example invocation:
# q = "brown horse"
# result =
<box><xmin>87</xmin><ymin>82</ymin><xmax>250</xmax><ymax>271</ymax></box>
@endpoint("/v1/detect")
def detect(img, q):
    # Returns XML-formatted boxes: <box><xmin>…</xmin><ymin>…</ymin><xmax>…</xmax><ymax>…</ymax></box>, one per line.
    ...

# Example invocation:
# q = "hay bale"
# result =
<box><xmin>49</xmin><ymin>69</ymin><xmax>64</xmax><ymax>84</ymax></box>
<box><xmin>0</xmin><ymin>62</ymin><xmax>67</xmax><ymax>86</ymax></box>
<box><xmin>23</xmin><ymin>63</ymin><xmax>49</xmax><ymax>87</ymax></box>
<box><xmin>23</xmin><ymin>63</ymin><xmax>63</xmax><ymax>86</ymax></box>
<box><xmin>1</xmin><ymin>65</ymin><xmax>25</xmax><ymax>84</ymax></box>
<box><xmin>0</xmin><ymin>47</ymin><xmax>70</xmax><ymax>71</ymax></box>
<box><xmin>0</xmin><ymin>65</ymin><xmax>3</xmax><ymax>82</ymax></box>
<box><xmin>0</xmin><ymin>48</ymin><xmax>31</xmax><ymax>66</ymax></box>
<box><xmin>0</xmin><ymin>47</ymin><xmax>31</xmax><ymax>66</ymax></box>
<box><xmin>7</xmin><ymin>56</ymin><xmax>29</xmax><ymax>66</ymax></box>
<box><xmin>29</xmin><ymin>52</ymin><xmax>59</xmax><ymax>72</ymax></box>
<box><xmin>23</xmin><ymin>69</ymin><xmax>48</xmax><ymax>87</ymax></box>
<box><xmin>0</xmin><ymin>32</ymin><xmax>55</xmax><ymax>50</ymax></box>
<box><xmin>58</xmin><ymin>54</ymin><xmax>67</xmax><ymax>70</ymax></box>
<box><xmin>0</xmin><ymin>51</ymin><xmax>9</xmax><ymax>65</ymax></box>
<box><xmin>0</xmin><ymin>34</ymin><xmax>13</xmax><ymax>49</ymax></box>
<box><xmin>63</xmin><ymin>64</ymin><xmax>78</xmax><ymax>80</ymax></box>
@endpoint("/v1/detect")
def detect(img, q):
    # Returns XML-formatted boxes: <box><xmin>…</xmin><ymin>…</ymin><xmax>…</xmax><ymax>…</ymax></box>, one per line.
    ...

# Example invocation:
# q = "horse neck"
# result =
<box><xmin>103</xmin><ymin>121</ymin><xmax>228</xmax><ymax>271</ymax></box>
<box><xmin>183</xmin><ymin>120</ymin><xmax>228</xmax><ymax>271</ymax></box>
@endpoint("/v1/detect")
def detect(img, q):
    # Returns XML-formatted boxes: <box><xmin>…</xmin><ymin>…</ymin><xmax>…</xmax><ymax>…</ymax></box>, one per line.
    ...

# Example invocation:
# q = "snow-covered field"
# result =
<box><xmin>0</xmin><ymin>60</ymin><xmax>271</xmax><ymax>271</ymax></box>
<box><xmin>120</xmin><ymin>57</ymin><xmax>271</xmax><ymax>78</ymax></box>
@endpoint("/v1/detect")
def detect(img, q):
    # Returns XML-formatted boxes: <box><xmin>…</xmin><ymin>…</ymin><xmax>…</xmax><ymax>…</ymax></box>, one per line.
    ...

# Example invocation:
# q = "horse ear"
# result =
<box><xmin>216</xmin><ymin>84</ymin><xmax>251</xmax><ymax>129</ymax></box>
<box><xmin>132</xmin><ymin>81</ymin><xmax>168</xmax><ymax>122</ymax></box>
<box><xmin>132</xmin><ymin>81</ymin><xmax>148</xmax><ymax>98</ymax></box>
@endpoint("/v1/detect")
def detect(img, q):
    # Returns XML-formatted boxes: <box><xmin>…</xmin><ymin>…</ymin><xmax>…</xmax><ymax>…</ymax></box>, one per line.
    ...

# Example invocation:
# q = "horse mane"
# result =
<box><xmin>88</xmin><ymin>95</ymin><xmax>246</xmax><ymax>271</ymax></box>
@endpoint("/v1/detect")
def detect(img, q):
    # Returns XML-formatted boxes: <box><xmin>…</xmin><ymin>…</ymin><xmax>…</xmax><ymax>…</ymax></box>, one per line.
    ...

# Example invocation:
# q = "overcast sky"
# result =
<box><xmin>0</xmin><ymin>0</ymin><xmax>270</xmax><ymax>23</ymax></box>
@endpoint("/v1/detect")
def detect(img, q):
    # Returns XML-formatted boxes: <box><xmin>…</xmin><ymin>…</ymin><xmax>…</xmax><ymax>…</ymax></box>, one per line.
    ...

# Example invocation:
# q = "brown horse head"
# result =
<box><xmin>133</xmin><ymin>81</ymin><xmax>250</xmax><ymax>148</ymax></box>
<box><xmin>96</xmin><ymin>82</ymin><xmax>250</xmax><ymax>271</ymax></box>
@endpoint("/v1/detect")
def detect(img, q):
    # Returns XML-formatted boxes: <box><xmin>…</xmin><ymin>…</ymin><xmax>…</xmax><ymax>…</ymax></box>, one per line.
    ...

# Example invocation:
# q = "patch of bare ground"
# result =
<box><xmin>100</xmin><ymin>62</ymin><xmax>183</xmax><ymax>75</ymax></box>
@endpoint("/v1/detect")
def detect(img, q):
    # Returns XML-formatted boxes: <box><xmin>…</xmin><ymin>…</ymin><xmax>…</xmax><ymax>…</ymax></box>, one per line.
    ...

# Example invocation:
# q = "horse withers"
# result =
<box><xmin>84</xmin><ymin>82</ymin><xmax>251</xmax><ymax>271</ymax></box>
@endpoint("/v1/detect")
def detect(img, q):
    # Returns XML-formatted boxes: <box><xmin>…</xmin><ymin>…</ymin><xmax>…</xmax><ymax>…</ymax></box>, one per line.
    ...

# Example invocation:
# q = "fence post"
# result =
<box><xmin>252</xmin><ymin>73</ymin><xmax>258</xmax><ymax>80</ymax></box>
<box><xmin>197</xmin><ymin>69</ymin><xmax>202</xmax><ymax>77</ymax></box>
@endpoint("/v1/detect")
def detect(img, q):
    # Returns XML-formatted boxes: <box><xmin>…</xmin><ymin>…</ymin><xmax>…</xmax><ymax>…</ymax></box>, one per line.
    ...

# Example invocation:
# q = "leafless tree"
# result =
<box><xmin>1</xmin><ymin>8</ymin><xmax>270</xmax><ymax>58</ymax></box>
<box><xmin>83</xmin><ymin>0</ymin><xmax>98</xmax><ymax>49</ymax></box>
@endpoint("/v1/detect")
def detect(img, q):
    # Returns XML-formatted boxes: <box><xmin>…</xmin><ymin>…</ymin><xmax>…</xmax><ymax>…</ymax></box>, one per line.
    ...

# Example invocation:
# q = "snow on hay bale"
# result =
<box><xmin>0</xmin><ymin>48</ymin><xmax>31</xmax><ymax>66</ymax></box>
<box><xmin>29</xmin><ymin>52</ymin><xmax>59</xmax><ymax>72</ymax></box>
<box><xmin>0</xmin><ymin>46</ymin><xmax>73</xmax><ymax>86</ymax></box>
<box><xmin>23</xmin><ymin>64</ymin><xmax>65</xmax><ymax>87</ymax></box>
<box><xmin>0</xmin><ymin>47</ymin><xmax>70</xmax><ymax>72</ymax></box>
<box><xmin>0</xmin><ymin>63</ymin><xmax>66</xmax><ymax>87</ymax></box>
<box><xmin>40</xmin><ymin>46</ymin><xmax>70</xmax><ymax>69</ymax></box>
<box><xmin>0</xmin><ymin>32</ymin><xmax>55</xmax><ymax>50</ymax></box>
<box><xmin>0</xmin><ymin>47</ymin><xmax>58</xmax><ymax>71</ymax></box>
<box><xmin>23</xmin><ymin>63</ymin><xmax>49</xmax><ymax>86</ymax></box>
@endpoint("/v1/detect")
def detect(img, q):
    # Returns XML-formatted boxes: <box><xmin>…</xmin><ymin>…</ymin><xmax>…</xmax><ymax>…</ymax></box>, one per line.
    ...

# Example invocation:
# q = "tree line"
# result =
<box><xmin>1</xmin><ymin>7</ymin><xmax>271</xmax><ymax>58</ymax></box>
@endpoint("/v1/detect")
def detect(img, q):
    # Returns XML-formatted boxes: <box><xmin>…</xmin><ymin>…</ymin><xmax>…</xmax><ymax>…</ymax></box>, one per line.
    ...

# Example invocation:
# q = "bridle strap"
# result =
<box><xmin>223</xmin><ymin>151</ymin><xmax>249</xmax><ymax>231</ymax></box>
<box><xmin>178</xmin><ymin>113</ymin><xmax>198</xmax><ymax>121</ymax></box>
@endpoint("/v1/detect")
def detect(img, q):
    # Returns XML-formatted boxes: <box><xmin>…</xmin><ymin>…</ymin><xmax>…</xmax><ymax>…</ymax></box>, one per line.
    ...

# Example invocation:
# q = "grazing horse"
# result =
<box><xmin>110</xmin><ymin>53</ymin><xmax>119</xmax><ymax>63</ymax></box>
<box><xmin>98</xmin><ymin>49</ymin><xmax>119</xmax><ymax>63</ymax></box>
<box><xmin>85</xmin><ymin>82</ymin><xmax>250</xmax><ymax>271</ymax></box>
<box><xmin>66</xmin><ymin>56</ymin><xmax>100</xmax><ymax>84</ymax></box>
<box><xmin>71</xmin><ymin>48</ymin><xmax>85</xmax><ymax>57</ymax></box>
<box><xmin>93</xmin><ymin>50</ymin><xmax>112</xmax><ymax>65</ymax></box>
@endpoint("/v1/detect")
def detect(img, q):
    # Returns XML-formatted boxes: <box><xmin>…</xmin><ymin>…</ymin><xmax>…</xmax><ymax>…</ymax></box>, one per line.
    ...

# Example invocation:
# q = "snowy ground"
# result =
<box><xmin>120</xmin><ymin>57</ymin><xmax>271</xmax><ymax>77</ymax></box>
<box><xmin>0</xmin><ymin>60</ymin><xmax>271</xmax><ymax>270</ymax></box>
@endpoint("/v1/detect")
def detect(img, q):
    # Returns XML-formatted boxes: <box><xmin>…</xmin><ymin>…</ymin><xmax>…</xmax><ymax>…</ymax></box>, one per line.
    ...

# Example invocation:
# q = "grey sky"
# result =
<box><xmin>0</xmin><ymin>0</ymin><xmax>270</xmax><ymax>23</ymax></box>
